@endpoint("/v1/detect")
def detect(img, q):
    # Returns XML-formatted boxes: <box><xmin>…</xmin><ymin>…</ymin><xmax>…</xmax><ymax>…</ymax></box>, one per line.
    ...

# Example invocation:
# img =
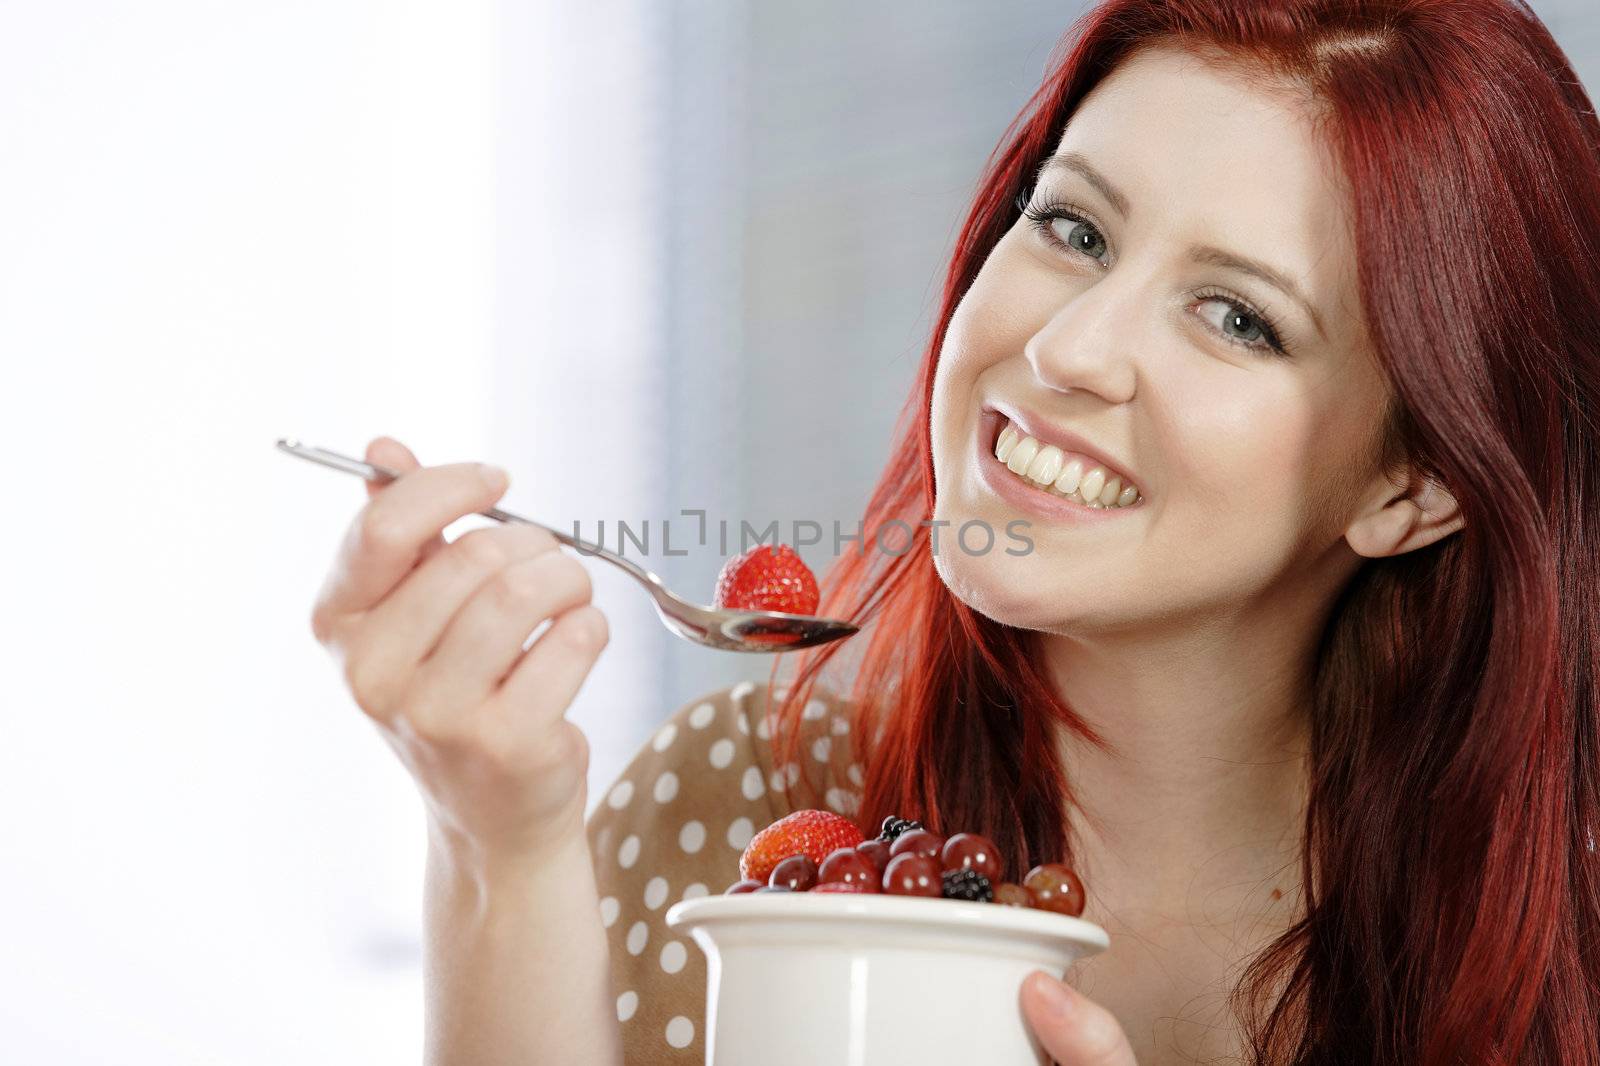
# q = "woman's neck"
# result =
<box><xmin>1041</xmin><ymin>622</ymin><xmax>1313</xmax><ymax>926</ymax></box>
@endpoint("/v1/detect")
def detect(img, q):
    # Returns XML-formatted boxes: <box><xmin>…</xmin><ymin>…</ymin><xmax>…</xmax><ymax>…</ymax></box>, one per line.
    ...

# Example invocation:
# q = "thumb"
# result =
<box><xmin>363</xmin><ymin>435</ymin><xmax>448</xmax><ymax>563</ymax></box>
<box><xmin>1020</xmin><ymin>971</ymin><xmax>1138</xmax><ymax>1066</ymax></box>
<box><xmin>363</xmin><ymin>435</ymin><xmax>421</xmax><ymax>500</ymax></box>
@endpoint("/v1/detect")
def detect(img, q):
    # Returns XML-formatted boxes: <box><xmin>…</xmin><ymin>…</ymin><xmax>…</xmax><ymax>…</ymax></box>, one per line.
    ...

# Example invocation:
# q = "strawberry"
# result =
<box><xmin>713</xmin><ymin>543</ymin><xmax>820</xmax><ymax>617</ymax></box>
<box><xmin>739</xmin><ymin>809</ymin><xmax>865</xmax><ymax>883</ymax></box>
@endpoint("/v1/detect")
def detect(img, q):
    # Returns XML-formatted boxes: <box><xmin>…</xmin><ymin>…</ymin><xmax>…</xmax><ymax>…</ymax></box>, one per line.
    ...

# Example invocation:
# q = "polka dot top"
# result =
<box><xmin>584</xmin><ymin>678</ymin><xmax>863</xmax><ymax>1062</ymax></box>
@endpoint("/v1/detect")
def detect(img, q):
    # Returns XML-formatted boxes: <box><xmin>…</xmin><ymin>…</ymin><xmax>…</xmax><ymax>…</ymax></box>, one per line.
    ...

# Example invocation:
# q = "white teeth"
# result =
<box><xmin>1078</xmin><ymin>467</ymin><xmax>1106</xmax><ymax>505</ymax></box>
<box><xmin>990</xmin><ymin>417</ymin><xmax>1141</xmax><ymax>508</ymax></box>
<box><xmin>1006</xmin><ymin>436</ymin><xmax>1039</xmax><ymax>475</ymax></box>
<box><xmin>1025</xmin><ymin>444</ymin><xmax>1064</xmax><ymax>486</ymax></box>
<box><xmin>1054</xmin><ymin>458</ymin><xmax>1084</xmax><ymax>496</ymax></box>
<box><xmin>995</xmin><ymin>424</ymin><xmax>1019</xmax><ymax>462</ymax></box>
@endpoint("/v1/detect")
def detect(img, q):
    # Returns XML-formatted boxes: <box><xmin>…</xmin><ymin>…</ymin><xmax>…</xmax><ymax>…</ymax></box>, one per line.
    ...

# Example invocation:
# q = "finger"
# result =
<box><xmin>316</xmin><ymin>452</ymin><xmax>510</xmax><ymax>628</ymax></box>
<box><xmin>495</xmin><ymin>603</ymin><xmax>610</xmax><ymax>729</ymax></box>
<box><xmin>1020</xmin><ymin>971</ymin><xmax>1138</xmax><ymax>1066</ymax></box>
<box><xmin>351</xmin><ymin>523</ymin><xmax>563</xmax><ymax>700</ymax></box>
<box><xmin>364</xmin><ymin>437</ymin><xmax>451</xmax><ymax>566</ymax></box>
<box><xmin>408</xmin><ymin>549</ymin><xmax>596</xmax><ymax>721</ymax></box>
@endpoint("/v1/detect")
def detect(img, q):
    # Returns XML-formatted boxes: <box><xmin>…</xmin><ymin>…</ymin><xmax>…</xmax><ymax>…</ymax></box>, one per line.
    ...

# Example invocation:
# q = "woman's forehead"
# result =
<box><xmin>1051</xmin><ymin>43</ymin><xmax>1360</xmax><ymax>344</ymax></box>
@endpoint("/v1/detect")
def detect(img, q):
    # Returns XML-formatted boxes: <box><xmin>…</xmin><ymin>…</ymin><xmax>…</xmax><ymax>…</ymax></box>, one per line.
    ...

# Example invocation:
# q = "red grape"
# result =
<box><xmin>1023</xmin><ymin>863</ymin><xmax>1086</xmax><ymax>917</ymax></box>
<box><xmin>888</xmin><ymin>828</ymin><xmax>945</xmax><ymax>862</ymax></box>
<box><xmin>818</xmin><ymin>847</ymin><xmax>881</xmax><ymax>891</ymax></box>
<box><xmin>725</xmin><ymin>878</ymin><xmax>764</xmax><ymax>895</ymax></box>
<box><xmin>855</xmin><ymin>839</ymin><xmax>892</xmax><ymax>874</ymax></box>
<box><xmin>992</xmin><ymin>882</ymin><xmax>1036</xmax><ymax>908</ymax></box>
<box><xmin>882</xmin><ymin>853</ymin><xmax>942</xmax><ymax>897</ymax></box>
<box><xmin>813</xmin><ymin>881</ymin><xmax>871</xmax><ymax>894</ymax></box>
<box><xmin>940</xmin><ymin>833</ymin><xmax>1002</xmax><ymax>880</ymax></box>
<box><xmin>769</xmin><ymin>855</ymin><xmax>819</xmax><ymax>892</ymax></box>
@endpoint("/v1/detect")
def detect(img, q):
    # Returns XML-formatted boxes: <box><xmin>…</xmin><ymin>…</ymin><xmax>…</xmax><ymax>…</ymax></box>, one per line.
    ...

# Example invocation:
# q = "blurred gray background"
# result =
<box><xmin>1</xmin><ymin>2</ymin><xmax>1593</xmax><ymax>1062</ymax></box>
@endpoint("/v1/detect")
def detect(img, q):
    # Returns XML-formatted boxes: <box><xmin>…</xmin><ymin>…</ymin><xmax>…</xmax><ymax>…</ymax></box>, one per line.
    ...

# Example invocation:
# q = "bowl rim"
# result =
<box><xmin>664</xmin><ymin>891</ymin><xmax>1110</xmax><ymax>955</ymax></box>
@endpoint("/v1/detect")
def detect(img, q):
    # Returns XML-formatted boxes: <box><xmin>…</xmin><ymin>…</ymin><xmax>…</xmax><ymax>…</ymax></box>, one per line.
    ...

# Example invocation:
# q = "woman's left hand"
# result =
<box><xmin>1020</xmin><ymin>970</ymin><xmax>1139</xmax><ymax>1065</ymax></box>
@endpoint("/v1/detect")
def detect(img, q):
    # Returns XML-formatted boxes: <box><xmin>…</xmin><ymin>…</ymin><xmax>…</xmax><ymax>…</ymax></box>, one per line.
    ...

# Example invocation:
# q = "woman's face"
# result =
<box><xmin>930</xmin><ymin>43</ymin><xmax>1398</xmax><ymax>633</ymax></box>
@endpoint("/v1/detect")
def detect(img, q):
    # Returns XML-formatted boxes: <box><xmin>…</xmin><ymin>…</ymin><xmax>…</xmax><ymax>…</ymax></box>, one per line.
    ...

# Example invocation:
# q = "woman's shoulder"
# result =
<box><xmin>586</xmin><ymin>679</ymin><xmax>863</xmax><ymax>858</ymax></box>
<box><xmin>583</xmin><ymin>679</ymin><xmax>864</xmax><ymax>1060</ymax></box>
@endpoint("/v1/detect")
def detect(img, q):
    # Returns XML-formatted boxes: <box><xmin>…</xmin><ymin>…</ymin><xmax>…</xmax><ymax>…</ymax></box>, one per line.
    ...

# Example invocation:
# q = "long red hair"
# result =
<box><xmin>762</xmin><ymin>1</ymin><xmax>1600</xmax><ymax>1061</ymax></box>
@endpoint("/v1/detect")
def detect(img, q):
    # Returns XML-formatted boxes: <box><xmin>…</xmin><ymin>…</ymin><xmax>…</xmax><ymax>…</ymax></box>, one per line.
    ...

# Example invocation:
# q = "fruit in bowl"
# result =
<box><xmin>664</xmin><ymin>810</ymin><xmax>1109</xmax><ymax>1064</ymax></box>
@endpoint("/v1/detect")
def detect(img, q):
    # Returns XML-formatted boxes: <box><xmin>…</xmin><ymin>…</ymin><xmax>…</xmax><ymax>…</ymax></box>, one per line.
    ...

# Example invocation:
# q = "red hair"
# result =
<box><xmin>763</xmin><ymin>1</ymin><xmax>1600</xmax><ymax>1061</ymax></box>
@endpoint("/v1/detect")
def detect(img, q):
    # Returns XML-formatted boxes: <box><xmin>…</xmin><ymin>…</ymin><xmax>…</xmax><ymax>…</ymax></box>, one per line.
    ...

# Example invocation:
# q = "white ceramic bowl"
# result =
<box><xmin>664</xmin><ymin>891</ymin><xmax>1110</xmax><ymax>1065</ymax></box>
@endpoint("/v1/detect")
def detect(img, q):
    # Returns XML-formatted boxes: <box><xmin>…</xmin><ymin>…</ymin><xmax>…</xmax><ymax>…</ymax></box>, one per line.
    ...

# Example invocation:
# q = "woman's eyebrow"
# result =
<box><xmin>1037</xmin><ymin>151</ymin><xmax>1130</xmax><ymax>217</ymax></box>
<box><xmin>1036</xmin><ymin>150</ymin><xmax>1329</xmax><ymax>339</ymax></box>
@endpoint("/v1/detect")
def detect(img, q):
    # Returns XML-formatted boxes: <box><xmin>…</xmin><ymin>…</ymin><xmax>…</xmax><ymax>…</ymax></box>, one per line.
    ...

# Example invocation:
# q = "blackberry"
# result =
<box><xmin>878</xmin><ymin>815</ymin><xmax>923</xmax><ymax>843</ymax></box>
<box><xmin>941</xmin><ymin>868</ymin><xmax>995</xmax><ymax>903</ymax></box>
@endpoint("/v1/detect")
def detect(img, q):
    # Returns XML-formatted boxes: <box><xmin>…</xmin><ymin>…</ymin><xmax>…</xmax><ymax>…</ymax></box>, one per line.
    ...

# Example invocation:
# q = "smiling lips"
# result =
<box><xmin>994</xmin><ymin>418</ymin><xmax>1142</xmax><ymax>509</ymax></box>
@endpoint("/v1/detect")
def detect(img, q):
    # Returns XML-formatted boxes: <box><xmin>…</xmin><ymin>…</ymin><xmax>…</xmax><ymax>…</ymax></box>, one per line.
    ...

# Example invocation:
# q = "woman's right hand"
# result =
<box><xmin>309</xmin><ymin>435</ymin><xmax>611</xmax><ymax>867</ymax></box>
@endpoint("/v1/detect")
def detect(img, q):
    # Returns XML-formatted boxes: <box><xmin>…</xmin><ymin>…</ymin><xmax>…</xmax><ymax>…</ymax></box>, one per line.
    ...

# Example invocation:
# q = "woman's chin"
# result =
<box><xmin>932</xmin><ymin>546</ymin><xmax>1058</xmax><ymax>630</ymax></box>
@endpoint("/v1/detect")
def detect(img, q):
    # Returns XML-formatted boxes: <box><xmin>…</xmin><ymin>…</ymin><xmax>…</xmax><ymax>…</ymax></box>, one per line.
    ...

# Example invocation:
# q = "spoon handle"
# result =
<box><xmin>275</xmin><ymin>438</ymin><xmax>666</xmax><ymax>591</ymax></box>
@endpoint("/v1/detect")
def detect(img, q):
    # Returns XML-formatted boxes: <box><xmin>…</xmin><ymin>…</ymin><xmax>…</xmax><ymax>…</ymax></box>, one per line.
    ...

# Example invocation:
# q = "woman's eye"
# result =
<box><xmin>1050</xmin><ymin>215</ymin><xmax>1109</xmax><ymax>262</ymax></box>
<box><xmin>1196</xmin><ymin>298</ymin><xmax>1272</xmax><ymax>348</ymax></box>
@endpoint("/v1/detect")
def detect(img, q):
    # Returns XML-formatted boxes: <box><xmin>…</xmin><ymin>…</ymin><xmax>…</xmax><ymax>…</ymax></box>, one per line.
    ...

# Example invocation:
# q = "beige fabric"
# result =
<box><xmin>584</xmin><ymin>680</ymin><xmax>862</xmax><ymax>1063</ymax></box>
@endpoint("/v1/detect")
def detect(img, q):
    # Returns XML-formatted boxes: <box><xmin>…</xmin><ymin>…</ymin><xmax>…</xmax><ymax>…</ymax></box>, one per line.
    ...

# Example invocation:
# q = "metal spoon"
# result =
<box><xmin>278</xmin><ymin>438</ymin><xmax>859</xmax><ymax>653</ymax></box>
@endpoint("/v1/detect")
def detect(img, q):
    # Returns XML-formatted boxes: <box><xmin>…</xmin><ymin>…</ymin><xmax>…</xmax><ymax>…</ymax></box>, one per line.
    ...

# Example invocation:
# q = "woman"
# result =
<box><xmin>309</xmin><ymin>0</ymin><xmax>1600</xmax><ymax>1062</ymax></box>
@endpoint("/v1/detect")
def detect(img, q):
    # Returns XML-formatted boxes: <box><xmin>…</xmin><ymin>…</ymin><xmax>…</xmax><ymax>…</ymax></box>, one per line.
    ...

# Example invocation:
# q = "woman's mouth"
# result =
<box><xmin>977</xmin><ymin>409</ymin><xmax>1144</xmax><ymax>515</ymax></box>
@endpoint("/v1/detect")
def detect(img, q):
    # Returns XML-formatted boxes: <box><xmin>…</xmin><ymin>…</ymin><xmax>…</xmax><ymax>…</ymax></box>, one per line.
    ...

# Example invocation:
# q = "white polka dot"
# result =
<box><xmin>709</xmin><ymin>738</ymin><xmax>735</xmax><ymax>769</ymax></box>
<box><xmin>741</xmin><ymin>765</ymin><xmax>766</xmax><ymax>800</ymax></box>
<box><xmin>688</xmin><ymin>702</ymin><xmax>716</xmax><ymax>729</ymax></box>
<box><xmin>735</xmin><ymin>711</ymin><xmax>749</xmax><ymax>735</ymax></box>
<box><xmin>803</xmin><ymin>698</ymin><xmax>828</xmax><ymax>720</ymax></box>
<box><xmin>665</xmin><ymin>1016</ymin><xmax>695</xmax><ymax>1048</ymax></box>
<box><xmin>826</xmin><ymin>787</ymin><xmax>861</xmax><ymax>816</ymax></box>
<box><xmin>599</xmin><ymin>897</ymin><xmax>620</xmax><ymax>928</ymax></box>
<box><xmin>606</xmin><ymin>780</ymin><xmax>634</xmax><ymax>809</ymax></box>
<box><xmin>769</xmin><ymin>769</ymin><xmax>785</xmax><ymax>792</ymax></box>
<box><xmin>847</xmin><ymin>762</ymin><xmax>864</xmax><ymax>787</ymax></box>
<box><xmin>831</xmin><ymin>715</ymin><xmax>850</xmax><ymax>736</ymax></box>
<box><xmin>617</xmin><ymin>990</ymin><xmax>638</xmax><ymax>1022</ymax></box>
<box><xmin>660</xmin><ymin>940</ymin><xmax>688</xmax><ymax>974</ymax></box>
<box><xmin>727</xmin><ymin>816</ymin><xmax>754</xmax><ymax>850</ymax></box>
<box><xmin>681</xmin><ymin>882</ymin><xmax>709</xmax><ymax>900</ymax></box>
<box><xmin>644</xmin><ymin>876</ymin><xmax>670</xmax><ymax>910</ymax></box>
<box><xmin>653</xmin><ymin>770</ymin><xmax>680</xmax><ymax>803</ymax></box>
<box><xmin>618</xmin><ymin>835</ymin><xmax>641</xmax><ymax>869</ymax></box>
<box><xmin>730</xmin><ymin>680</ymin><xmax>756</xmax><ymax>705</ymax></box>
<box><xmin>626</xmin><ymin>920</ymin><xmax>649</xmax><ymax>956</ymax></box>
<box><xmin>811</xmin><ymin>737</ymin><xmax>832</xmax><ymax>762</ymax></box>
<box><xmin>679</xmin><ymin>820</ymin><xmax>706</xmax><ymax>853</ymax></box>
<box><xmin>785</xmin><ymin>762</ymin><xmax>801</xmax><ymax>786</ymax></box>
<box><xmin>652</xmin><ymin>722</ymin><xmax>678</xmax><ymax>752</ymax></box>
<box><xmin>756</xmin><ymin>714</ymin><xmax>772</xmax><ymax>740</ymax></box>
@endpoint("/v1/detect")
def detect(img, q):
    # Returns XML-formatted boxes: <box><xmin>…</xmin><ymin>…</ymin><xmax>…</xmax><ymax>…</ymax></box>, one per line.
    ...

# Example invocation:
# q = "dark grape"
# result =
<box><xmin>818</xmin><ymin>847</ymin><xmax>881</xmax><ymax>891</ymax></box>
<box><xmin>888</xmin><ymin>828</ymin><xmax>945</xmax><ymax>862</ymax></box>
<box><xmin>940</xmin><ymin>833</ymin><xmax>1003</xmax><ymax>880</ymax></box>
<box><xmin>769</xmin><ymin>855</ymin><xmax>819</xmax><ymax>892</ymax></box>
<box><xmin>882</xmin><ymin>853</ymin><xmax>942</xmax><ymax>897</ymax></box>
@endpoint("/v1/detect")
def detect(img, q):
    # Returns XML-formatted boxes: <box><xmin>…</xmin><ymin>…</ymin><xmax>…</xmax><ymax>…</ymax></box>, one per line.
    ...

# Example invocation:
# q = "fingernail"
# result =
<box><xmin>480</xmin><ymin>463</ymin><xmax>509</xmax><ymax>488</ymax></box>
<box><xmin>1032</xmin><ymin>971</ymin><xmax>1073</xmax><ymax>1018</ymax></box>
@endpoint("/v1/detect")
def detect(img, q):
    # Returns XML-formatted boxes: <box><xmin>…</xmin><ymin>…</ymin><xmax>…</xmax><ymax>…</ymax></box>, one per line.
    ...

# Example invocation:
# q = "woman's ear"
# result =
<box><xmin>1344</xmin><ymin>470</ymin><xmax>1464</xmax><ymax>559</ymax></box>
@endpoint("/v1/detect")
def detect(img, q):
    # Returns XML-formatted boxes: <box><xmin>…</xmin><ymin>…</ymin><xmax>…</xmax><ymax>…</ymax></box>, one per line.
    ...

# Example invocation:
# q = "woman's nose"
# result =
<box><xmin>1022</xmin><ymin>278</ymin><xmax>1140</xmax><ymax>403</ymax></box>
